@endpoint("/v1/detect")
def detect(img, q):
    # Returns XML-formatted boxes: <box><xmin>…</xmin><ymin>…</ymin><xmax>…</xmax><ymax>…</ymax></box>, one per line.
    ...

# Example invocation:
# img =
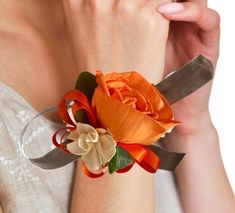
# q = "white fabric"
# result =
<box><xmin>0</xmin><ymin>81</ymin><xmax>183</xmax><ymax>213</ymax></box>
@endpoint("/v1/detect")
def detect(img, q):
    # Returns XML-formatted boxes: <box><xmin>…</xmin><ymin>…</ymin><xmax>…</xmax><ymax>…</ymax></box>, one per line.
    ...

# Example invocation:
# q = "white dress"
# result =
<box><xmin>0</xmin><ymin>81</ymin><xmax>183</xmax><ymax>213</ymax></box>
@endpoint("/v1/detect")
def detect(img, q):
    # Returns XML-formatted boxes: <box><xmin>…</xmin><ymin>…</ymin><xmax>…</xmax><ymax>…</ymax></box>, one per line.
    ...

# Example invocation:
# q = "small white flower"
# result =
<box><xmin>66</xmin><ymin>123</ymin><xmax>117</xmax><ymax>171</ymax></box>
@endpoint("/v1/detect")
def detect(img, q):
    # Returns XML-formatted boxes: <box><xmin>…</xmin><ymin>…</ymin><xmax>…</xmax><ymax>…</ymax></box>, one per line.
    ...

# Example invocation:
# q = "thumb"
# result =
<box><xmin>157</xmin><ymin>2</ymin><xmax>220</xmax><ymax>33</ymax></box>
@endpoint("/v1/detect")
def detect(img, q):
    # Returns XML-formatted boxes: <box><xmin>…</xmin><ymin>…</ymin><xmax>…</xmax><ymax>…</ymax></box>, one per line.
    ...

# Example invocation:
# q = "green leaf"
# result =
<box><xmin>75</xmin><ymin>71</ymin><xmax>98</xmax><ymax>102</ymax></box>
<box><xmin>108</xmin><ymin>146</ymin><xmax>134</xmax><ymax>174</ymax></box>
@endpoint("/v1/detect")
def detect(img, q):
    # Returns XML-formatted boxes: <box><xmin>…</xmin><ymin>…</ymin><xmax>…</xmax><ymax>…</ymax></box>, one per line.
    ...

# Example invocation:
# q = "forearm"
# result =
<box><xmin>70</xmin><ymin>159</ymin><xmax>154</xmax><ymax>213</ymax></box>
<box><xmin>164</xmin><ymin>112</ymin><xmax>235</xmax><ymax>213</ymax></box>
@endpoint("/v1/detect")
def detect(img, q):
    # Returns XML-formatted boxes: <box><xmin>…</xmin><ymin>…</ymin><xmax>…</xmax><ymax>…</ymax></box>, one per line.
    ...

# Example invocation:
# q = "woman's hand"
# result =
<box><xmin>157</xmin><ymin>4</ymin><xmax>235</xmax><ymax>212</ymax></box>
<box><xmin>62</xmin><ymin>1</ymin><xmax>172</xmax><ymax>213</ymax></box>
<box><xmin>63</xmin><ymin>0</ymin><xmax>170</xmax><ymax>83</ymax></box>
<box><xmin>157</xmin><ymin>0</ymin><xmax>220</xmax><ymax>137</ymax></box>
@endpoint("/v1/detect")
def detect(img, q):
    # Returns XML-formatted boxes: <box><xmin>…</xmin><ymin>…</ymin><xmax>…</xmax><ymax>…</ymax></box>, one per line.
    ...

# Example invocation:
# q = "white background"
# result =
<box><xmin>208</xmin><ymin>0</ymin><xmax>235</xmax><ymax>192</ymax></box>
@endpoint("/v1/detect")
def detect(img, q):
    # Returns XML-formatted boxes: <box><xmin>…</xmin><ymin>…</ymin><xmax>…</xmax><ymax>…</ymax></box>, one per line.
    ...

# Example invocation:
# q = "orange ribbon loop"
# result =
<box><xmin>55</xmin><ymin>89</ymin><xmax>160</xmax><ymax>177</ymax></box>
<box><xmin>116</xmin><ymin>162</ymin><xmax>135</xmax><ymax>173</ymax></box>
<box><xmin>58</xmin><ymin>89</ymin><xmax>98</xmax><ymax>127</ymax></box>
<box><xmin>52</xmin><ymin>127</ymin><xmax>75</xmax><ymax>154</ymax></box>
<box><xmin>117</xmin><ymin>142</ymin><xmax>160</xmax><ymax>173</ymax></box>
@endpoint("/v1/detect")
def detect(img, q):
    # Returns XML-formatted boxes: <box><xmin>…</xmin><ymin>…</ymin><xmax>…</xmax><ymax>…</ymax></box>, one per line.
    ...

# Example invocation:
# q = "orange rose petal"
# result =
<box><xmin>122</xmin><ymin>89</ymin><xmax>148</xmax><ymax>112</ymax></box>
<box><xmin>99</xmin><ymin>71</ymin><xmax>174</xmax><ymax>119</ymax></box>
<box><xmin>157</xmin><ymin>120</ymin><xmax>181</xmax><ymax>131</ymax></box>
<box><xmin>92</xmin><ymin>88</ymin><xmax>178</xmax><ymax>145</ymax></box>
<box><xmin>96</xmin><ymin>70</ymin><xmax>110</xmax><ymax>96</ymax></box>
<box><xmin>156</xmin><ymin>89</ymin><xmax>175</xmax><ymax>120</ymax></box>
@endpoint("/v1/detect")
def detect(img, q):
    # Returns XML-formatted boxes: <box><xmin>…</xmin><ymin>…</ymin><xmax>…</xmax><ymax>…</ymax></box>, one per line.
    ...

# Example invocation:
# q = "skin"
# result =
<box><xmin>0</xmin><ymin>0</ymin><xmax>169</xmax><ymax>212</ymax></box>
<box><xmin>159</xmin><ymin>0</ymin><xmax>221</xmax><ymax>135</ymax></box>
<box><xmin>62</xmin><ymin>0</ymin><xmax>170</xmax><ymax>83</ymax></box>
<box><xmin>0</xmin><ymin>1</ymin><xmax>77</xmax><ymax>112</ymax></box>
<box><xmin>0</xmin><ymin>0</ymin><xmax>234</xmax><ymax>213</ymax></box>
<box><xmin>63</xmin><ymin>0</ymin><xmax>170</xmax><ymax>212</ymax></box>
<box><xmin>157</xmin><ymin>0</ymin><xmax>235</xmax><ymax>212</ymax></box>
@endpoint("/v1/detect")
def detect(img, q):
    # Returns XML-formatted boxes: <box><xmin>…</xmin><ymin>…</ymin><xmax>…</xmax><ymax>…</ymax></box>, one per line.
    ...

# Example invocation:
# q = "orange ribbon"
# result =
<box><xmin>81</xmin><ymin>143</ymin><xmax>160</xmax><ymax>178</ymax></box>
<box><xmin>117</xmin><ymin>142</ymin><xmax>160</xmax><ymax>173</ymax></box>
<box><xmin>58</xmin><ymin>89</ymin><xmax>98</xmax><ymax>127</ymax></box>
<box><xmin>52</xmin><ymin>127</ymin><xmax>75</xmax><ymax>153</ymax></box>
<box><xmin>54</xmin><ymin>89</ymin><xmax>161</xmax><ymax>178</ymax></box>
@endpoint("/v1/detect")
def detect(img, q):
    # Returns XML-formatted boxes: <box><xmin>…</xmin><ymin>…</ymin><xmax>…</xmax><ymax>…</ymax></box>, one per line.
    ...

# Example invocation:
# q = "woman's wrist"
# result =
<box><xmin>162</xmin><ymin>110</ymin><xmax>219</xmax><ymax>151</ymax></box>
<box><xmin>170</xmin><ymin>115</ymin><xmax>235</xmax><ymax>213</ymax></box>
<box><xmin>174</xmin><ymin>109</ymin><xmax>214</xmax><ymax>135</ymax></box>
<box><xmin>63</xmin><ymin>0</ymin><xmax>171</xmax><ymax>84</ymax></box>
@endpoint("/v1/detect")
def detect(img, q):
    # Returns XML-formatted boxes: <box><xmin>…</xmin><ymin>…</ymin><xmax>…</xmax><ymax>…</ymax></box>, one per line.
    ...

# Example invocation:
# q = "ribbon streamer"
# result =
<box><xmin>19</xmin><ymin>106</ymin><xmax>58</xmax><ymax>159</ymax></box>
<box><xmin>19</xmin><ymin>55</ymin><xmax>213</xmax><ymax>173</ymax></box>
<box><xmin>156</xmin><ymin>54</ymin><xmax>213</xmax><ymax>105</ymax></box>
<box><xmin>118</xmin><ymin>142</ymin><xmax>160</xmax><ymax>173</ymax></box>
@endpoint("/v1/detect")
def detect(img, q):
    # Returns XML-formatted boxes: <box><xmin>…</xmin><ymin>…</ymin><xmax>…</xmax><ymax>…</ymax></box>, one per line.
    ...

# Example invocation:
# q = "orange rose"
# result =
<box><xmin>91</xmin><ymin>71</ymin><xmax>181</xmax><ymax>145</ymax></box>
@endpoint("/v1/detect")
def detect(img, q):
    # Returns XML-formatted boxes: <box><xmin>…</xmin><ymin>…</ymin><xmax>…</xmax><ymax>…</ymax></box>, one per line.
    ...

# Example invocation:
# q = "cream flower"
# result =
<box><xmin>66</xmin><ymin>122</ymin><xmax>117</xmax><ymax>171</ymax></box>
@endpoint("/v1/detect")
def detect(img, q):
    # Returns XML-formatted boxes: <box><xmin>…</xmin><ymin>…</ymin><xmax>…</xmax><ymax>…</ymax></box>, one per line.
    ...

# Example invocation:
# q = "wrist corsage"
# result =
<box><xmin>20</xmin><ymin>55</ymin><xmax>213</xmax><ymax>178</ymax></box>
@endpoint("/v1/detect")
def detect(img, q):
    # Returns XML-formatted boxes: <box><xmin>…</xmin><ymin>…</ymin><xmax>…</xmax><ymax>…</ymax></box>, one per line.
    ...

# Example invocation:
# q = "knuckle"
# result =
<box><xmin>212</xmin><ymin>10</ymin><xmax>221</xmax><ymax>26</ymax></box>
<box><xmin>112</xmin><ymin>2</ymin><xmax>166</xmax><ymax>34</ymax></box>
<box><xmin>207</xmin><ymin>8</ymin><xmax>221</xmax><ymax>30</ymax></box>
<box><xmin>114</xmin><ymin>2</ymin><xmax>157</xmax><ymax>27</ymax></box>
<box><xmin>114</xmin><ymin>1</ymin><xmax>137</xmax><ymax>15</ymax></box>
<box><xmin>140</xmin><ymin>10</ymin><xmax>160</xmax><ymax>30</ymax></box>
<box><xmin>65</xmin><ymin>0</ymin><xmax>112</xmax><ymax>16</ymax></box>
<box><xmin>140</xmin><ymin>9</ymin><xmax>169</xmax><ymax>37</ymax></box>
<box><xmin>141</xmin><ymin>12</ymin><xmax>158</xmax><ymax>29</ymax></box>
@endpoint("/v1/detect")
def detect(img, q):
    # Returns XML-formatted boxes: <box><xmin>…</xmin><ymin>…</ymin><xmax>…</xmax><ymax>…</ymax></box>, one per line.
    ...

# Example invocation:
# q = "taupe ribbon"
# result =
<box><xmin>20</xmin><ymin>55</ymin><xmax>213</xmax><ymax>171</ymax></box>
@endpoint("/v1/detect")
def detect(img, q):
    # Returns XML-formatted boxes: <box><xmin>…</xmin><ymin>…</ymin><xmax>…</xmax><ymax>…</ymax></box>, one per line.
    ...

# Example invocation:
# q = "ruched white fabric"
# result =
<box><xmin>0</xmin><ymin>81</ymin><xmax>182</xmax><ymax>213</ymax></box>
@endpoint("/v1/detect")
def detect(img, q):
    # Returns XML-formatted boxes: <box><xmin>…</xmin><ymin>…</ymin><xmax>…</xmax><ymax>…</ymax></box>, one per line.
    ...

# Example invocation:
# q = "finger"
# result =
<box><xmin>157</xmin><ymin>2</ymin><xmax>220</xmax><ymax>33</ymax></box>
<box><xmin>174</xmin><ymin>0</ymin><xmax>207</xmax><ymax>5</ymax></box>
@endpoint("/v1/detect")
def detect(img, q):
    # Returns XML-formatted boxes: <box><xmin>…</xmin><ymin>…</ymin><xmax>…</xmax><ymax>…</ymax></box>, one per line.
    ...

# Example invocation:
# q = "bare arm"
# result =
<box><xmin>156</xmin><ymin>0</ymin><xmax>235</xmax><ymax>212</ymax></box>
<box><xmin>62</xmin><ymin>0</ymin><xmax>171</xmax><ymax>212</ymax></box>
<box><xmin>164</xmin><ymin>114</ymin><xmax>235</xmax><ymax>213</ymax></box>
<box><xmin>71</xmin><ymin>160</ymin><xmax>155</xmax><ymax>212</ymax></box>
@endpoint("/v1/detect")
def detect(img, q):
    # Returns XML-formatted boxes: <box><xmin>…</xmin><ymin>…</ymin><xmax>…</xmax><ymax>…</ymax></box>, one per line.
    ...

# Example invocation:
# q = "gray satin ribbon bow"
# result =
<box><xmin>20</xmin><ymin>55</ymin><xmax>213</xmax><ymax>171</ymax></box>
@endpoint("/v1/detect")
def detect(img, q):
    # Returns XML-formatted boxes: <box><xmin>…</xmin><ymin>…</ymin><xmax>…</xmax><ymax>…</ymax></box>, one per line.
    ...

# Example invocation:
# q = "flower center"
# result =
<box><xmin>86</xmin><ymin>131</ymin><xmax>99</xmax><ymax>143</ymax></box>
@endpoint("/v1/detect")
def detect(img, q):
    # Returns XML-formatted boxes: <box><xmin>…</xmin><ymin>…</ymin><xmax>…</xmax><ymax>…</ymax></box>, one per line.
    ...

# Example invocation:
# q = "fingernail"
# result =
<box><xmin>158</xmin><ymin>3</ymin><xmax>185</xmax><ymax>14</ymax></box>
